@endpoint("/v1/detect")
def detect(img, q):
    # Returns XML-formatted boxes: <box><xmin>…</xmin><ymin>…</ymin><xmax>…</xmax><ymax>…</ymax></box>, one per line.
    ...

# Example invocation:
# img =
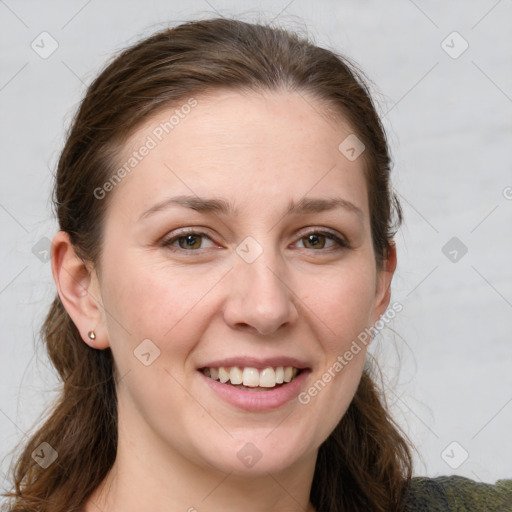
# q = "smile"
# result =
<box><xmin>201</xmin><ymin>366</ymin><xmax>301</xmax><ymax>390</ymax></box>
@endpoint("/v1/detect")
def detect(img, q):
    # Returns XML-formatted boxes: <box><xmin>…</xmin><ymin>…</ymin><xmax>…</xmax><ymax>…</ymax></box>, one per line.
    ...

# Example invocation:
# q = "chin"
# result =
<box><xmin>193</xmin><ymin>428</ymin><xmax>316</xmax><ymax>477</ymax></box>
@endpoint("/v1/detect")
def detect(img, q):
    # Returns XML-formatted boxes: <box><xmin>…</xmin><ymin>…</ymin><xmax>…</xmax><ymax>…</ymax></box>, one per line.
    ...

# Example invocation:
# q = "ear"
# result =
<box><xmin>371</xmin><ymin>241</ymin><xmax>397</xmax><ymax>323</ymax></box>
<box><xmin>51</xmin><ymin>231</ymin><xmax>109</xmax><ymax>349</ymax></box>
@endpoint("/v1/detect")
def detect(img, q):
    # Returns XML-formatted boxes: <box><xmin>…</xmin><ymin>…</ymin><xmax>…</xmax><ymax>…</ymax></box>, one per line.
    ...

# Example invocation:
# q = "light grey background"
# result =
<box><xmin>1</xmin><ymin>0</ymin><xmax>511</xmax><ymax>495</ymax></box>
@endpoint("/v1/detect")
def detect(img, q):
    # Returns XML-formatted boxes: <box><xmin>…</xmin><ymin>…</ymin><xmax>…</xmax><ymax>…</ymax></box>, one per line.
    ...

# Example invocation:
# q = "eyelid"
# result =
<box><xmin>295</xmin><ymin>226</ymin><xmax>347</xmax><ymax>242</ymax></box>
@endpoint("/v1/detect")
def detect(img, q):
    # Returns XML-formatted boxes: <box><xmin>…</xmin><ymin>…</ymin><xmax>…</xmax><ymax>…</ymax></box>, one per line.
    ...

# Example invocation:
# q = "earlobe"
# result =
<box><xmin>373</xmin><ymin>242</ymin><xmax>397</xmax><ymax>320</ymax></box>
<box><xmin>50</xmin><ymin>231</ymin><xmax>109</xmax><ymax>349</ymax></box>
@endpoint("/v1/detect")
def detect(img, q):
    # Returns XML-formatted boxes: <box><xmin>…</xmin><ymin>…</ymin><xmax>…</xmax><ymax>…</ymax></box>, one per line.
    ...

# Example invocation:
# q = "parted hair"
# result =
<box><xmin>3</xmin><ymin>17</ymin><xmax>412</xmax><ymax>512</ymax></box>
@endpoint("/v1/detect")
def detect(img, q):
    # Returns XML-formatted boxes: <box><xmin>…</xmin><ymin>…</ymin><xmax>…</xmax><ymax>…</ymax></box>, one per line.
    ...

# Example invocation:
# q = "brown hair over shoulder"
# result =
<box><xmin>2</xmin><ymin>17</ymin><xmax>412</xmax><ymax>512</ymax></box>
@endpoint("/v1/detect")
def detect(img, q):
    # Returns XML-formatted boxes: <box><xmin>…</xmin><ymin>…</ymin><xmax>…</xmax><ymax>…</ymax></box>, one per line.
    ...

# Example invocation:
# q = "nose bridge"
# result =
<box><xmin>224</xmin><ymin>235</ymin><xmax>298</xmax><ymax>335</ymax></box>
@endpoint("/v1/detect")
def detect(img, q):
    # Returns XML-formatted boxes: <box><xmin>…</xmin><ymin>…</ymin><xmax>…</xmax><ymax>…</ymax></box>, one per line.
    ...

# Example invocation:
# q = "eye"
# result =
<box><xmin>162</xmin><ymin>230</ymin><xmax>216</xmax><ymax>251</ymax></box>
<box><xmin>161</xmin><ymin>228</ymin><xmax>348</xmax><ymax>254</ymax></box>
<box><xmin>294</xmin><ymin>230</ymin><xmax>348</xmax><ymax>251</ymax></box>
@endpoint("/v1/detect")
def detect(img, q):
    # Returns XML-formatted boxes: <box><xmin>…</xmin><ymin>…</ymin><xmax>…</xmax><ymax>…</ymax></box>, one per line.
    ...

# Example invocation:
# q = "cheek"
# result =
<box><xmin>297</xmin><ymin>267</ymin><xmax>375</xmax><ymax>444</ymax></box>
<box><xmin>304</xmin><ymin>263</ymin><xmax>377</xmax><ymax>351</ymax></box>
<box><xmin>98</xmin><ymin>257</ymin><xmax>218</xmax><ymax>441</ymax></box>
<box><xmin>103</xmin><ymin>258</ymin><xmax>182</xmax><ymax>332</ymax></box>
<box><xmin>99</xmin><ymin>254</ymin><xmax>229</xmax><ymax>360</ymax></box>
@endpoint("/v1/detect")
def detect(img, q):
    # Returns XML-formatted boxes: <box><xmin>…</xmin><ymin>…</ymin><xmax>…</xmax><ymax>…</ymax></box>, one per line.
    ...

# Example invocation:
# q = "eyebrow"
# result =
<box><xmin>138</xmin><ymin>194</ymin><xmax>364</xmax><ymax>221</ymax></box>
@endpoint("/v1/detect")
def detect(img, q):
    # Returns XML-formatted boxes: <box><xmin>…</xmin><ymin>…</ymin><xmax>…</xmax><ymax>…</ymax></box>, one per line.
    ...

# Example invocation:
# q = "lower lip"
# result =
<box><xmin>199</xmin><ymin>370</ymin><xmax>310</xmax><ymax>412</ymax></box>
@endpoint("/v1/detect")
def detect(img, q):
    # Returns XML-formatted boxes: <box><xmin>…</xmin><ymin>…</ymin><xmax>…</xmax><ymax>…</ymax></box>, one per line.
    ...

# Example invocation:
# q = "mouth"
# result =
<box><xmin>197</xmin><ymin>357</ymin><xmax>311</xmax><ymax>411</ymax></box>
<box><xmin>200</xmin><ymin>365</ymin><xmax>303</xmax><ymax>392</ymax></box>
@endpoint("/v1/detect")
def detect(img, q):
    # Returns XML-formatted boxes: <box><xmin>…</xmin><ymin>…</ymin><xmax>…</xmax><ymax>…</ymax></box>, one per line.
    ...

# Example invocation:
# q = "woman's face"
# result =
<box><xmin>90</xmin><ymin>89</ymin><xmax>394</xmax><ymax>476</ymax></box>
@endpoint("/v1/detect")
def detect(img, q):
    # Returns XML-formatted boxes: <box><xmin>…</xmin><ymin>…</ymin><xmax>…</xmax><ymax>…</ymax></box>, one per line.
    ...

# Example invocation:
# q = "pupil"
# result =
<box><xmin>181</xmin><ymin>235</ymin><xmax>200</xmax><ymax>249</ymax></box>
<box><xmin>306</xmin><ymin>234</ymin><xmax>324</xmax><ymax>247</ymax></box>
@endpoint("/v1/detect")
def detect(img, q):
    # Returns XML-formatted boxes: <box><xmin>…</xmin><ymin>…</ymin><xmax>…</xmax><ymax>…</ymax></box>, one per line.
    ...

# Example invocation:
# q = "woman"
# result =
<box><xmin>3</xmin><ymin>17</ymin><xmax>511</xmax><ymax>512</ymax></box>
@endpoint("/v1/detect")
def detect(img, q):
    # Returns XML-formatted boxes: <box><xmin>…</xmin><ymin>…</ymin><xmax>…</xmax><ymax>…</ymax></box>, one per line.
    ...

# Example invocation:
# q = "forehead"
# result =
<box><xmin>105</xmin><ymin>89</ymin><xmax>369</xmax><ymax>221</ymax></box>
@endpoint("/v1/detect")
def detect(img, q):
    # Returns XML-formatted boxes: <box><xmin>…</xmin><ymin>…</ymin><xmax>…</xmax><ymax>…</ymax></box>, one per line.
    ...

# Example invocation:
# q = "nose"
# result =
<box><xmin>223</xmin><ymin>250</ymin><xmax>299</xmax><ymax>336</ymax></box>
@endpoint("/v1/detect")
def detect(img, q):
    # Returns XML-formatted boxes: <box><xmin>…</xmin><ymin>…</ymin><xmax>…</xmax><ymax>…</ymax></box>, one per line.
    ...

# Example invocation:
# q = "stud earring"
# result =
<box><xmin>87</xmin><ymin>330</ymin><xmax>96</xmax><ymax>341</ymax></box>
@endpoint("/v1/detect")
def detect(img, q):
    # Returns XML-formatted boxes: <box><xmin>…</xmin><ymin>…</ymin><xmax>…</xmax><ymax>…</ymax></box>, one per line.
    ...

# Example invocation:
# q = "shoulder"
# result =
<box><xmin>401</xmin><ymin>475</ymin><xmax>512</xmax><ymax>511</ymax></box>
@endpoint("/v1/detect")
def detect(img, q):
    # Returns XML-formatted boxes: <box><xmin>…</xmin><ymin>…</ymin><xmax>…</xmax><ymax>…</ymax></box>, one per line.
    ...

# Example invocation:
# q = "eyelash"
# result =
<box><xmin>161</xmin><ymin>228</ymin><xmax>349</xmax><ymax>254</ymax></box>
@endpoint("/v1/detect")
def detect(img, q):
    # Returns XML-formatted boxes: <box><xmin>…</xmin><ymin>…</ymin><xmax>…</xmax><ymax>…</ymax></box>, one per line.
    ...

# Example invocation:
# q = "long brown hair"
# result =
<box><xmin>2</xmin><ymin>18</ymin><xmax>412</xmax><ymax>512</ymax></box>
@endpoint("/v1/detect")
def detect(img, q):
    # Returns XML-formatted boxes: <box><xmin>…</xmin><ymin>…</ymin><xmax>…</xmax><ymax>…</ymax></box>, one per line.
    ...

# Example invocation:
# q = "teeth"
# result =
<box><xmin>283</xmin><ymin>366</ymin><xmax>294</xmax><ymax>383</ymax></box>
<box><xmin>218</xmin><ymin>367</ymin><xmax>230</xmax><ymax>383</ymax></box>
<box><xmin>203</xmin><ymin>365</ymin><xmax>300</xmax><ymax>388</ymax></box>
<box><xmin>242</xmin><ymin>367</ymin><xmax>260</xmax><ymax>387</ymax></box>
<box><xmin>259</xmin><ymin>367</ymin><xmax>276</xmax><ymax>388</ymax></box>
<box><xmin>229</xmin><ymin>367</ymin><xmax>243</xmax><ymax>385</ymax></box>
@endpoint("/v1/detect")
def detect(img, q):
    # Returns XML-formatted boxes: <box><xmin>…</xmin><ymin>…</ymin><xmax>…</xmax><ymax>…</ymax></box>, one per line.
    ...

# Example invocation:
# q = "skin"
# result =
<box><xmin>52</xmin><ymin>89</ymin><xmax>396</xmax><ymax>512</ymax></box>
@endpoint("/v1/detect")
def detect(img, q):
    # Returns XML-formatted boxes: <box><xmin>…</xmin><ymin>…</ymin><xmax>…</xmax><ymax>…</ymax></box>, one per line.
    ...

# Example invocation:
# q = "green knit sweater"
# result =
<box><xmin>401</xmin><ymin>475</ymin><xmax>512</xmax><ymax>511</ymax></box>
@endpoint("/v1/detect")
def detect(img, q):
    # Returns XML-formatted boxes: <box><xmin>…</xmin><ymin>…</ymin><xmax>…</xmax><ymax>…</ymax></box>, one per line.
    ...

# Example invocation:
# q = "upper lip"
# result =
<box><xmin>198</xmin><ymin>356</ymin><xmax>310</xmax><ymax>370</ymax></box>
